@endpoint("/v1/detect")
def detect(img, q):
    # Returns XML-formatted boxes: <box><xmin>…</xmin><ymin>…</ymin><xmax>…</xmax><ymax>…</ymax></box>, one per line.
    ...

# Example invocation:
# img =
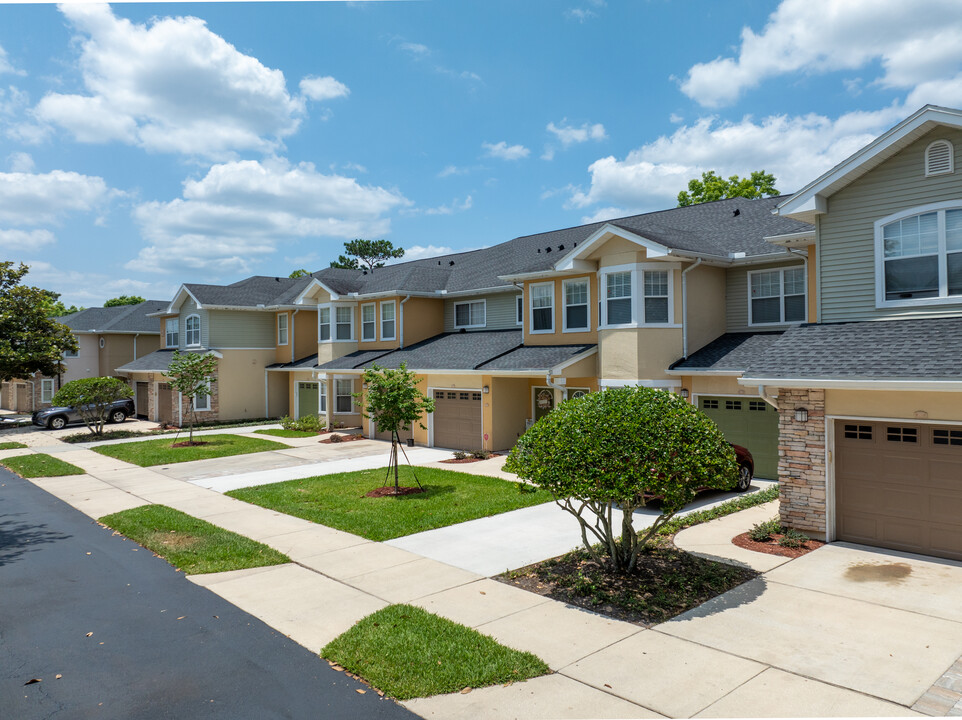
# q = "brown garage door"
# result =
<box><xmin>432</xmin><ymin>390</ymin><xmax>481</xmax><ymax>450</ymax></box>
<box><xmin>835</xmin><ymin>420</ymin><xmax>962</xmax><ymax>561</ymax></box>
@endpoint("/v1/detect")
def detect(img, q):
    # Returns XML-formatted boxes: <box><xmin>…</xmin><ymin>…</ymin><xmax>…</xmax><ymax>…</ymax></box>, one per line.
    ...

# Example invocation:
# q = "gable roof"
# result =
<box><xmin>58</xmin><ymin>300</ymin><xmax>169</xmax><ymax>334</ymax></box>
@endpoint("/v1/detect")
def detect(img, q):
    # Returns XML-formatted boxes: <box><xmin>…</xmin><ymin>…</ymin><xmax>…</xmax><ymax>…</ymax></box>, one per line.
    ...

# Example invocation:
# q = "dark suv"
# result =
<box><xmin>32</xmin><ymin>399</ymin><xmax>135</xmax><ymax>430</ymax></box>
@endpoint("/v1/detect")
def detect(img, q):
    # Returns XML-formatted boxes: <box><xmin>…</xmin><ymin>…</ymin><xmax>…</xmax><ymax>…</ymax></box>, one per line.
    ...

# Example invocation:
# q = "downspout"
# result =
<box><xmin>681</xmin><ymin>258</ymin><xmax>703</xmax><ymax>359</ymax></box>
<box><xmin>290</xmin><ymin>309</ymin><xmax>299</xmax><ymax>363</ymax></box>
<box><xmin>264</xmin><ymin>370</ymin><xmax>269</xmax><ymax>417</ymax></box>
<box><xmin>512</xmin><ymin>282</ymin><xmax>524</xmax><ymax>337</ymax></box>
<box><xmin>399</xmin><ymin>295</ymin><xmax>411</xmax><ymax>348</ymax></box>
<box><xmin>787</xmin><ymin>248</ymin><xmax>809</xmax><ymax>320</ymax></box>
<box><xmin>758</xmin><ymin>384</ymin><xmax>779</xmax><ymax>409</ymax></box>
<box><xmin>133</xmin><ymin>333</ymin><xmax>139</xmax><ymax>361</ymax></box>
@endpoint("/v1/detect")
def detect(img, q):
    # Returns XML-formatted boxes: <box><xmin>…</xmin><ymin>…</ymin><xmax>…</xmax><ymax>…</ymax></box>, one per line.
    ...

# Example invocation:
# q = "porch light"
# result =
<box><xmin>482</xmin><ymin>385</ymin><xmax>490</xmax><ymax>394</ymax></box>
<box><xmin>794</xmin><ymin>407</ymin><xmax>809</xmax><ymax>423</ymax></box>
<box><xmin>679</xmin><ymin>388</ymin><xmax>689</xmax><ymax>399</ymax></box>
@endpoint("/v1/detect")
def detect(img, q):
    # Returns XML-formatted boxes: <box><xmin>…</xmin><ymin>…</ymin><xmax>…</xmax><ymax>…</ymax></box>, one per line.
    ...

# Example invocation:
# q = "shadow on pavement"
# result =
<box><xmin>0</xmin><ymin>511</ymin><xmax>71</xmax><ymax>567</ymax></box>
<box><xmin>666</xmin><ymin>576</ymin><xmax>768</xmax><ymax>623</ymax></box>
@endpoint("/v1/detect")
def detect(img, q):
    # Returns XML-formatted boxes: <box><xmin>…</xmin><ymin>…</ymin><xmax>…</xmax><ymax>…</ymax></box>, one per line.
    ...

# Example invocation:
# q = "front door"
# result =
<box><xmin>533</xmin><ymin>387</ymin><xmax>555</xmax><ymax>423</ymax></box>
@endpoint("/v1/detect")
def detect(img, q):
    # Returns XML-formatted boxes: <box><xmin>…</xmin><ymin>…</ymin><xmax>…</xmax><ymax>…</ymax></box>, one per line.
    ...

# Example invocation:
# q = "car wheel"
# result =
<box><xmin>48</xmin><ymin>416</ymin><xmax>67</xmax><ymax>430</ymax></box>
<box><xmin>109</xmin><ymin>410</ymin><xmax>127</xmax><ymax>424</ymax></box>
<box><xmin>736</xmin><ymin>463</ymin><xmax>752</xmax><ymax>492</ymax></box>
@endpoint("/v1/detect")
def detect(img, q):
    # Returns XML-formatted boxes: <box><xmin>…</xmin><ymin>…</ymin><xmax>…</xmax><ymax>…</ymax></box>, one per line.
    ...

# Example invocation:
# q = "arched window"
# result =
<box><xmin>925</xmin><ymin>140</ymin><xmax>954</xmax><ymax>177</ymax></box>
<box><xmin>185</xmin><ymin>314</ymin><xmax>201</xmax><ymax>346</ymax></box>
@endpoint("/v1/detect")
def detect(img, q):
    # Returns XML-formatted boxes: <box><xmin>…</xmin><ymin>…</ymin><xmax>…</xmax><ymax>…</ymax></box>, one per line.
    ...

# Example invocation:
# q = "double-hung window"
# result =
<box><xmin>318</xmin><ymin>306</ymin><xmax>331</xmax><ymax>341</ymax></box>
<box><xmin>165</xmin><ymin>318</ymin><xmax>179</xmax><ymax>348</ymax></box>
<box><xmin>361</xmin><ymin>303</ymin><xmax>376</xmax><ymax>341</ymax></box>
<box><xmin>277</xmin><ymin>313</ymin><xmax>288</xmax><ymax>345</ymax></box>
<box><xmin>606</xmin><ymin>272</ymin><xmax>632</xmax><ymax>325</ymax></box>
<box><xmin>380</xmin><ymin>301</ymin><xmax>396</xmax><ymax>341</ymax></box>
<box><xmin>194</xmin><ymin>382</ymin><xmax>211</xmax><ymax>412</ymax></box>
<box><xmin>563</xmin><ymin>279</ymin><xmax>589</xmax><ymax>331</ymax></box>
<box><xmin>41</xmin><ymin>379</ymin><xmax>54</xmax><ymax>404</ymax></box>
<box><xmin>185</xmin><ymin>315</ymin><xmax>201</xmax><ymax>346</ymax></box>
<box><xmin>878</xmin><ymin>205</ymin><xmax>962</xmax><ymax>305</ymax></box>
<box><xmin>643</xmin><ymin>270</ymin><xmax>669</xmax><ymax>324</ymax></box>
<box><xmin>319</xmin><ymin>380</ymin><xmax>327</xmax><ymax>413</ymax></box>
<box><xmin>335</xmin><ymin>306</ymin><xmax>353</xmax><ymax>340</ymax></box>
<box><xmin>749</xmin><ymin>268</ymin><xmax>806</xmax><ymax>325</ymax></box>
<box><xmin>531</xmin><ymin>283</ymin><xmax>554</xmax><ymax>332</ymax></box>
<box><xmin>335</xmin><ymin>378</ymin><xmax>353</xmax><ymax>413</ymax></box>
<box><xmin>454</xmin><ymin>300</ymin><xmax>485</xmax><ymax>329</ymax></box>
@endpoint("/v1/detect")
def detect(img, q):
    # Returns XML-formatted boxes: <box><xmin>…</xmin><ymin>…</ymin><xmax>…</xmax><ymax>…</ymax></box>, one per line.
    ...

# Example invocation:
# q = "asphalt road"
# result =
<box><xmin>0</xmin><ymin>468</ymin><xmax>418</xmax><ymax>720</ymax></box>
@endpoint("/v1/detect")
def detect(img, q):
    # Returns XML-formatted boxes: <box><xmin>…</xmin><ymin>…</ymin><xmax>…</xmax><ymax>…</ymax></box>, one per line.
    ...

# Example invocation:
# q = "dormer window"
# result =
<box><xmin>925</xmin><ymin>140</ymin><xmax>954</xmax><ymax>177</ymax></box>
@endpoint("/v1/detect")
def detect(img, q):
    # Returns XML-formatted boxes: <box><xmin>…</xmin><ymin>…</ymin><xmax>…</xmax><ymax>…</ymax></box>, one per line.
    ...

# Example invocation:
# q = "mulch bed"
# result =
<box><xmin>364</xmin><ymin>486</ymin><xmax>426</xmax><ymax>498</ymax></box>
<box><xmin>319</xmin><ymin>434</ymin><xmax>365</xmax><ymax>444</ymax></box>
<box><xmin>440</xmin><ymin>458</ymin><xmax>485</xmax><ymax>464</ymax></box>
<box><xmin>732</xmin><ymin>532</ymin><xmax>824</xmax><ymax>558</ymax></box>
<box><xmin>170</xmin><ymin>441</ymin><xmax>210</xmax><ymax>448</ymax></box>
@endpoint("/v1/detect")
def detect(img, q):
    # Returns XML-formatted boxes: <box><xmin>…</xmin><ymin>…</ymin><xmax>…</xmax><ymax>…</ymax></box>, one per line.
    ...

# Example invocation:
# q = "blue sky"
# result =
<box><xmin>2</xmin><ymin>0</ymin><xmax>962</xmax><ymax>306</ymax></box>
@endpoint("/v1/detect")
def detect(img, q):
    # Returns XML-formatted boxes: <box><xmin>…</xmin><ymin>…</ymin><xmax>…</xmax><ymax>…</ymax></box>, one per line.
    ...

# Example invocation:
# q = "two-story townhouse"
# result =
<box><xmin>0</xmin><ymin>300</ymin><xmax>165</xmax><ymax>414</ymax></box>
<box><xmin>726</xmin><ymin>104</ymin><xmax>962</xmax><ymax>563</ymax></box>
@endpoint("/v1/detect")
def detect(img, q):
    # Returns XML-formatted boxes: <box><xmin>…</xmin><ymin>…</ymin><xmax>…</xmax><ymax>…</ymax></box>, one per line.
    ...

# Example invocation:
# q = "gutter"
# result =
<box><xmin>757</xmin><ymin>384</ymin><xmax>779</xmax><ymax>409</ymax></box>
<box><xmin>680</xmin><ymin>258</ymin><xmax>702</xmax><ymax>359</ymax></box>
<box><xmin>399</xmin><ymin>295</ymin><xmax>411</xmax><ymax>348</ymax></box>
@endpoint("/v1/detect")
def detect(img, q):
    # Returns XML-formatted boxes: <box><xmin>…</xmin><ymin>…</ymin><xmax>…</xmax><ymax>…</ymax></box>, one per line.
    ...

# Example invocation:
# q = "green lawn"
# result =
<box><xmin>322</xmin><ymin>604</ymin><xmax>549</xmax><ymax>700</ymax></box>
<box><xmin>1</xmin><ymin>453</ymin><xmax>85</xmax><ymax>477</ymax></box>
<box><xmin>91</xmin><ymin>434</ymin><xmax>287</xmax><ymax>467</ymax></box>
<box><xmin>253</xmin><ymin>428</ymin><xmax>320</xmax><ymax>438</ymax></box>
<box><xmin>227</xmin><ymin>466</ymin><xmax>551</xmax><ymax>541</ymax></box>
<box><xmin>99</xmin><ymin>504</ymin><xmax>290</xmax><ymax>574</ymax></box>
<box><xmin>0</xmin><ymin>441</ymin><xmax>27</xmax><ymax>450</ymax></box>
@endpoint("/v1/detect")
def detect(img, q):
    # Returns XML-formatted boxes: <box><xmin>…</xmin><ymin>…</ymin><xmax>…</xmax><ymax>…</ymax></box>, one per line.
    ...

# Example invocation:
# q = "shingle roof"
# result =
<box><xmin>670</xmin><ymin>332</ymin><xmax>785</xmax><ymax>372</ymax></box>
<box><xmin>115</xmin><ymin>348</ymin><xmax>212</xmax><ymax>374</ymax></box>
<box><xmin>266</xmin><ymin>354</ymin><xmax>320</xmax><ymax>371</ymax></box>
<box><xmin>742</xmin><ymin>318</ymin><xmax>962</xmax><ymax>380</ymax></box>
<box><xmin>58</xmin><ymin>300</ymin><xmax>168</xmax><ymax>334</ymax></box>
<box><xmin>476</xmin><ymin>344</ymin><xmax>596</xmax><ymax>371</ymax></box>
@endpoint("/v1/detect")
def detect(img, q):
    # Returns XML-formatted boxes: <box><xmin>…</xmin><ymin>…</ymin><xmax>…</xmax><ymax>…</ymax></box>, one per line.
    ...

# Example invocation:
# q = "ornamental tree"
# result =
<box><xmin>166</xmin><ymin>350</ymin><xmax>218</xmax><ymax>443</ymax></box>
<box><xmin>356</xmin><ymin>363</ymin><xmax>434</xmax><ymax>494</ymax></box>
<box><xmin>103</xmin><ymin>295</ymin><xmax>145</xmax><ymax>307</ymax></box>
<box><xmin>677</xmin><ymin>170</ymin><xmax>778</xmax><ymax>207</ymax></box>
<box><xmin>52</xmin><ymin>377</ymin><xmax>133</xmax><ymax>436</ymax></box>
<box><xmin>0</xmin><ymin>262</ymin><xmax>78</xmax><ymax>382</ymax></box>
<box><xmin>504</xmin><ymin>387</ymin><xmax>738</xmax><ymax>574</ymax></box>
<box><xmin>329</xmin><ymin>239</ymin><xmax>404</xmax><ymax>271</ymax></box>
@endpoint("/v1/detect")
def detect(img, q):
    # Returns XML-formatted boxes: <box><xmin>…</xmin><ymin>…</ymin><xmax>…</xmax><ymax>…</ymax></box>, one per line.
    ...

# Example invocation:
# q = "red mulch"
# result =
<box><xmin>732</xmin><ymin>531</ymin><xmax>824</xmax><ymax>558</ymax></box>
<box><xmin>170</xmin><ymin>440</ymin><xmax>210</xmax><ymax>448</ymax></box>
<box><xmin>318</xmin><ymin>434</ymin><xmax>365</xmax><ymax>444</ymax></box>
<box><xmin>364</xmin><ymin>486</ymin><xmax>426</xmax><ymax>498</ymax></box>
<box><xmin>440</xmin><ymin>457</ymin><xmax>484</xmax><ymax>464</ymax></box>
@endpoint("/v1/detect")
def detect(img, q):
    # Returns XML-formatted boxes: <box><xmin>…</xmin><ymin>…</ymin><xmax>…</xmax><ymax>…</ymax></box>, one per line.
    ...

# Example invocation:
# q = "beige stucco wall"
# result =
<box><xmin>558</xmin><ymin>354</ymin><xmax>598</xmax><ymax>380</ymax></box>
<box><xmin>685</xmin><ymin>264</ymin><xmax>727</xmax><ymax>354</ymax></box>
<box><xmin>825</xmin><ymin>389</ymin><xmax>962</xmax><ymax>422</ymax></box>
<box><xmin>689</xmin><ymin>375</ymin><xmax>748</xmax><ymax>396</ymax></box>
<box><xmin>488</xmin><ymin>376</ymin><xmax>530</xmax><ymax>450</ymax></box>
<box><xmin>403</xmin><ymin>297</ymin><xmax>445</xmax><ymax>346</ymax></box>
<box><xmin>102</xmin><ymin>334</ymin><xmax>158</xmax><ymax>377</ymax></box>
<box><xmin>217</xmin><ymin>349</ymin><xmax>277</xmax><ymax>419</ymax></box>
<box><xmin>62</xmin><ymin>334</ymin><xmax>100</xmax><ymax>383</ymax></box>
<box><xmin>599</xmin><ymin>327</ymin><xmax>682</xmax><ymax>380</ymax></box>
<box><xmin>523</xmin><ymin>274</ymin><xmax>598</xmax><ymax>346</ymax></box>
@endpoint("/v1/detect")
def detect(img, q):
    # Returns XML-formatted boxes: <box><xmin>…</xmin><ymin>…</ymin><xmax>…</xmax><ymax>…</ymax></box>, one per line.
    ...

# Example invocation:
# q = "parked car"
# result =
<box><xmin>731</xmin><ymin>443</ymin><xmax>754</xmax><ymax>492</ymax></box>
<box><xmin>32</xmin><ymin>399</ymin><xmax>135</xmax><ymax>430</ymax></box>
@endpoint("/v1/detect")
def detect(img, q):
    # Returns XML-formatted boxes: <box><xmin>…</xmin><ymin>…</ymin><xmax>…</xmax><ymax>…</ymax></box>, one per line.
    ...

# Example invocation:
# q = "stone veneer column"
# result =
<box><xmin>777</xmin><ymin>388</ymin><xmax>827</xmax><ymax>537</ymax></box>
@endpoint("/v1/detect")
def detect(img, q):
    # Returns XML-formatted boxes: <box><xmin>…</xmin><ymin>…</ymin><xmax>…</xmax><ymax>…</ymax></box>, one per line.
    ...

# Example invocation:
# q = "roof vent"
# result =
<box><xmin>449</xmin><ymin>260</ymin><xmax>455</xmax><ymax>266</ymax></box>
<box><xmin>558</xmin><ymin>244</ymin><xmax>564</xmax><ymax>250</ymax></box>
<box><xmin>438</xmin><ymin>260</ymin><xmax>442</xmax><ymax>265</ymax></box>
<box><xmin>545</xmin><ymin>247</ymin><xmax>552</xmax><ymax>252</ymax></box>
<box><xmin>537</xmin><ymin>248</ymin><xmax>541</xmax><ymax>253</ymax></box>
<box><xmin>573</xmin><ymin>242</ymin><xmax>577</xmax><ymax>247</ymax></box>
<box><xmin>926</xmin><ymin>140</ymin><xmax>954</xmax><ymax>176</ymax></box>
<box><xmin>732</xmin><ymin>208</ymin><xmax>740</xmax><ymax>217</ymax></box>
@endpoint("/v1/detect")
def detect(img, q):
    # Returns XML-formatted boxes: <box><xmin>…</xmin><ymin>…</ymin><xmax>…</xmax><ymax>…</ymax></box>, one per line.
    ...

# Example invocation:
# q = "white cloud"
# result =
<box><xmin>547</xmin><ymin>120</ymin><xmax>607</xmax><ymax>147</ymax></box>
<box><xmin>7</xmin><ymin>152</ymin><xmax>34</xmax><ymax>172</ymax></box>
<box><xmin>0</xmin><ymin>228</ymin><xmax>55</xmax><ymax>250</ymax></box>
<box><xmin>22</xmin><ymin>260</ymin><xmax>176</xmax><ymax>307</ymax></box>
<box><xmin>0</xmin><ymin>169</ymin><xmax>115</xmax><ymax>226</ymax></box>
<box><xmin>0</xmin><ymin>45</ymin><xmax>24</xmax><ymax>76</ymax></box>
<box><xmin>482</xmin><ymin>141</ymin><xmax>530</xmax><ymax>161</ymax></box>
<box><xmin>567</xmin><ymin>107</ymin><xmax>907</xmax><ymax>213</ymax></box>
<box><xmin>33</xmin><ymin>4</ymin><xmax>309</xmax><ymax>158</ymax></box>
<box><xmin>565</xmin><ymin>0</ymin><xmax>605</xmax><ymax>22</ymax></box>
<box><xmin>403</xmin><ymin>195</ymin><xmax>472</xmax><ymax>217</ymax></box>
<box><xmin>393</xmin><ymin>244</ymin><xmax>456</xmax><ymax>262</ymax></box>
<box><xmin>127</xmin><ymin>158</ymin><xmax>410</xmax><ymax>274</ymax></box>
<box><xmin>299</xmin><ymin>75</ymin><xmax>350</xmax><ymax>102</ymax></box>
<box><xmin>438</xmin><ymin>165</ymin><xmax>466</xmax><ymax>178</ymax></box>
<box><xmin>395</xmin><ymin>39</ymin><xmax>482</xmax><ymax>85</ymax></box>
<box><xmin>400</xmin><ymin>42</ymin><xmax>430</xmax><ymax>57</ymax></box>
<box><xmin>681</xmin><ymin>0</ymin><xmax>962</xmax><ymax>107</ymax></box>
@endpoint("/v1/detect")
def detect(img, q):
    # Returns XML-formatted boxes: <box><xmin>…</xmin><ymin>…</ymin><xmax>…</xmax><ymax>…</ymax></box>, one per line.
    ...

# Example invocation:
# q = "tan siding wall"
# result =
<box><xmin>209</xmin><ymin>310</ymin><xmax>274</xmax><ymax>348</ymax></box>
<box><xmin>725</xmin><ymin>259</ymin><xmax>807</xmax><ymax>332</ymax></box>
<box><xmin>819</xmin><ymin>127</ymin><xmax>962</xmax><ymax>321</ymax></box>
<box><xmin>599</xmin><ymin>327</ymin><xmax>681</xmax><ymax>380</ymax></box>
<box><xmin>402</xmin><ymin>297</ymin><xmax>444</xmax><ymax>346</ymax></box>
<box><xmin>489</xmin><ymin>377</ymin><xmax>530</xmax><ymax>450</ymax></box>
<box><xmin>293</xmin><ymin>309</ymin><xmax>317</xmax><ymax>360</ymax></box>
<box><xmin>443</xmin><ymin>292</ymin><xmax>518</xmax><ymax>332</ymax></box>
<box><xmin>686</xmin><ymin>264</ymin><xmax>727</xmax><ymax>354</ymax></box>
<box><xmin>100</xmin><ymin>335</ymin><xmax>134</xmax><ymax>377</ymax></box>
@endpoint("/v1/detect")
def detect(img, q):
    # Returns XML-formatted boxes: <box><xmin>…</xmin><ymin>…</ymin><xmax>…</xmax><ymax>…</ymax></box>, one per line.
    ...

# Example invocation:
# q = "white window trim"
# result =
<box><xmin>380</xmin><ymin>300</ymin><xmax>396</xmax><ymax>341</ymax></box>
<box><xmin>318</xmin><ymin>305</ymin><xmax>332</xmax><ymax>342</ymax></box>
<box><xmin>453</xmin><ymin>299</ymin><xmax>486</xmax><ymax>330</ymax></box>
<box><xmin>41</xmin><ymin>379</ymin><xmax>55</xmax><ymax>404</ymax></box>
<box><xmin>562</xmin><ymin>278</ymin><xmax>590</xmax><ymax>333</ymax></box>
<box><xmin>925</xmin><ymin>139</ymin><xmax>954</xmax><ymax>177</ymax></box>
<box><xmin>334</xmin><ymin>377</ymin><xmax>355</xmax><ymax>414</ymax></box>
<box><xmin>319</xmin><ymin>380</ymin><xmax>327</xmax><ymax>413</ymax></box>
<box><xmin>874</xmin><ymin>200</ymin><xmax>962</xmax><ymax>309</ymax></box>
<box><xmin>529</xmin><ymin>282</ymin><xmax>555</xmax><ymax>334</ymax></box>
<box><xmin>277</xmin><ymin>313</ymin><xmax>288</xmax><ymax>346</ymax></box>
<box><xmin>194</xmin><ymin>381</ymin><xmax>211</xmax><ymax>412</ymax></box>
<box><xmin>361</xmin><ymin>302</ymin><xmax>376</xmax><ymax>342</ymax></box>
<box><xmin>747</xmin><ymin>266</ymin><xmax>807</xmax><ymax>326</ymax></box>
<box><xmin>598</xmin><ymin>262</ymin><xmax>679</xmax><ymax>329</ymax></box>
<box><xmin>165</xmin><ymin>318</ymin><xmax>179</xmax><ymax>348</ymax></box>
<box><xmin>63</xmin><ymin>348</ymin><xmax>79</xmax><ymax>359</ymax></box>
<box><xmin>516</xmin><ymin>294</ymin><xmax>524</xmax><ymax>326</ymax></box>
<box><xmin>185</xmin><ymin>314</ymin><xmax>201</xmax><ymax>347</ymax></box>
<box><xmin>320</xmin><ymin>303</ymin><xmax>355</xmax><ymax>342</ymax></box>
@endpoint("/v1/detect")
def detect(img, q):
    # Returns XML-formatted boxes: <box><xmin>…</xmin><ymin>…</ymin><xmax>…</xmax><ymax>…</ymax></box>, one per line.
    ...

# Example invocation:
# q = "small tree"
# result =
<box><xmin>330</xmin><ymin>239</ymin><xmax>404</xmax><ymax>271</ymax></box>
<box><xmin>504</xmin><ymin>387</ymin><xmax>738</xmax><ymax>574</ymax></box>
<box><xmin>103</xmin><ymin>295</ymin><xmax>145</xmax><ymax>307</ymax></box>
<box><xmin>166</xmin><ymin>350</ymin><xmax>218</xmax><ymax>443</ymax></box>
<box><xmin>677</xmin><ymin>170</ymin><xmax>778</xmax><ymax>207</ymax></box>
<box><xmin>52</xmin><ymin>377</ymin><xmax>133</xmax><ymax>436</ymax></box>
<box><xmin>356</xmin><ymin>363</ymin><xmax>434</xmax><ymax>494</ymax></box>
<box><xmin>288</xmin><ymin>269</ymin><xmax>310</xmax><ymax>278</ymax></box>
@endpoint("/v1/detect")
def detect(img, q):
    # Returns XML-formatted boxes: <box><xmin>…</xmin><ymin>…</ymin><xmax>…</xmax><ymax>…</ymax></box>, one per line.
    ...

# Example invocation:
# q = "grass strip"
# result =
<box><xmin>253</xmin><ymin>428</ymin><xmax>320</xmax><ymax>438</ymax></box>
<box><xmin>0</xmin><ymin>441</ymin><xmax>27</xmax><ymax>450</ymax></box>
<box><xmin>227</xmin><ymin>466</ymin><xmax>551</xmax><ymax>541</ymax></box>
<box><xmin>1</xmin><ymin>453</ymin><xmax>84</xmax><ymax>477</ymax></box>
<box><xmin>322</xmin><ymin>604</ymin><xmax>549</xmax><ymax>700</ymax></box>
<box><xmin>99</xmin><ymin>504</ymin><xmax>290</xmax><ymax>574</ymax></box>
<box><xmin>657</xmin><ymin>484</ymin><xmax>779</xmax><ymax>536</ymax></box>
<box><xmin>61</xmin><ymin>418</ymin><xmax>284</xmax><ymax>443</ymax></box>
<box><xmin>91</xmin><ymin>434</ymin><xmax>287</xmax><ymax>467</ymax></box>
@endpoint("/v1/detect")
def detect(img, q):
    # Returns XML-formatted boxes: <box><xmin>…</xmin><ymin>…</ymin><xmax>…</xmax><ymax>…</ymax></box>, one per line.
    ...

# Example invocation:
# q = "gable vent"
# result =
<box><xmin>925</xmin><ymin>140</ymin><xmax>954</xmax><ymax>176</ymax></box>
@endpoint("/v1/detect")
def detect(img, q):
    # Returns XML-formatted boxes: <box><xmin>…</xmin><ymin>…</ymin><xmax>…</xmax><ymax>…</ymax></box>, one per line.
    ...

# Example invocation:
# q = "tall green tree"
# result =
<box><xmin>288</xmin><ymin>269</ymin><xmax>310</xmax><ymax>278</ymax></box>
<box><xmin>0</xmin><ymin>262</ymin><xmax>78</xmax><ymax>382</ymax></box>
<box><xmin>330</xmin><ymin>239</ymin><xmax>404</xmax><ymax>271</ymax></box>
<box><xmin>166</xmin><ymin>350</ymin><xmax>218</xmax><ymax>443</ymax></box>
<box><xmin>103</xmin><ymin>295</ymin><xmax>146</xmax><ymax>307</ymax></box>
<box><xmin>46</xmin><ymin>299</ymin><xmax>84</xmax><ymax>317</ymax></box>
<box><xmin>52</xmin><ymin>377</ymin><xmax>133</xmax><ymax>436</ymax></box>
<box><xmin>356</xmin><ymin>363</ymin><xmax>434</xmax><ymax>494</ymax></box>
<box><xmin>677</xmin><ymin>170</ymin><xmax>778</xmax><ymax>207</ymax></box>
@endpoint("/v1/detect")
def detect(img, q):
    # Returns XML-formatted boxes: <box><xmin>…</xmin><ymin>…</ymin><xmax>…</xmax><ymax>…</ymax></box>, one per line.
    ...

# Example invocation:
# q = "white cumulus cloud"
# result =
<box><xmin>0</xmin><ymin>45</ymin><xmax>25</xmax><ymax>76</ymax></box>
<box><xmin>482</xmin><ymin>141</ymin><xmax>530</xmax><ymax>161</ymax></box>
<box><xmin>547</xmin><ymin>121</ymin><xmax>607</xmax><ymax>147</ymax></box>
<box><xmin>0</xmin><ymin>228</ymin><xmax>56</xmax><ymax>250</ymax></box>
<box><xmin>0</xmin><ymin>169</ymin><xmax>115</xmax><ymax>226</ymax></box>
<box><xmin>299</xmin><ymin>75</ymin><xmax>350</xmax><ymax>102</ymax></box>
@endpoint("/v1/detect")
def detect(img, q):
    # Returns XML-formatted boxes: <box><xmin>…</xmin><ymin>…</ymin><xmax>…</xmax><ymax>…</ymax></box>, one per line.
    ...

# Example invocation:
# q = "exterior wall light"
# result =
<box><xmin>794</xmin><ymin>407</ymin><xmax>809</xmax><ymax>422</ymax></box>
<box><xmin>482</xmin><ymin>385</ymin><xmax>490</xmax><ymax>394</ymax></box>
<box><xmin>679</xmin><ymin>388</ymin><xmax>689</xmax><ymax>399</ymax></box>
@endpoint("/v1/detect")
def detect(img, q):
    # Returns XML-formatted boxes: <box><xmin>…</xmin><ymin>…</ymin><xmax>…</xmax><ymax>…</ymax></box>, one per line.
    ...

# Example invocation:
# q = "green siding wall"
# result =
<box><xmin>725</xmin><ymin>259</ymin><xmax>807</xmax><ymax>332</ymax></box>
<box><xmin>443</xmin><ymin>292</ymin><xmax>519</xmax><ymax>332</ymax></box>
<box><xmin>179</xmin><ymin>298</ymin><xmax>210</xmax><ymax>349</ymax></box>
<box><xmin>819</xmin><ymin>127</ymin><xmax>962</xmax><ymax>322</ymax></box>
<box><xmin>208</xmin><ymin>310</ymin><xmax>275</xmax><ymax>348</ymax></box>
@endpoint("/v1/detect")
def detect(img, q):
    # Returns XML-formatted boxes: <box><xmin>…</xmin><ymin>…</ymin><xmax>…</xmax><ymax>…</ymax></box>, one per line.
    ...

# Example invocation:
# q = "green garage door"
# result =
<box><xmin>297</xmin><ymin>382</ymin><xmax>319</xmax><ymax>420</ymax></box>
<box><xmin>699</xmin><ymin>396</ymin><xmax>779</xmax><ymax>479</ymax></box>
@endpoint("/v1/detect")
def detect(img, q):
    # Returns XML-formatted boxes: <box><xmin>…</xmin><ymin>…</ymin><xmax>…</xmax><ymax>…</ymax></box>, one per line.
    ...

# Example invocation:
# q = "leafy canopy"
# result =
<box><xmin>103</xmin><ymin>295</ymin><xmax>145</xmax><ymax>307</ymax></box>
<box><xmin>166</xmin><ymin>350</ymin><xmax>218</xmax><ymax>442</ymax></box>
<box><xmin>52</xmin><ymin>376</ymin><xmax>132</xmax><ymax>436</ymax></box>
<box><xmin>288</xmin><ymin>269</ymin><xmax>310</xmax><ymax>278</ymax></box>
<box><xmin>504</xmin><ymin>387</ymin><xmax>738</xmax><ymax>574</ymax></box>
<box><xmin>47</xmin><ymin>300</ymin><xmax>85</xmax><ymax>317</ymax></box>
<box><xmin>677</xmin><ymin>170</ymin><xmax>778</xmax><ymax>207</ymax></box>
<box><xmin>0</xmin><ymin>262</ymin><xmax>79</xmax><ymax>382</ymax></box>
<box><xmin>330</xmin><ymin>239</ymin><xmax>404</xmax><ymax>271</ymax></box>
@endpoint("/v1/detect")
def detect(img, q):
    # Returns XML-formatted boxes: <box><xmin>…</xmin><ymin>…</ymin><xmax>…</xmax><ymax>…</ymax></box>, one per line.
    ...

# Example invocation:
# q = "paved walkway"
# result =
<box><xmin>3</xmin><ymin>430</ymin><xmax>958</xmax><ymax>718</ymax></box>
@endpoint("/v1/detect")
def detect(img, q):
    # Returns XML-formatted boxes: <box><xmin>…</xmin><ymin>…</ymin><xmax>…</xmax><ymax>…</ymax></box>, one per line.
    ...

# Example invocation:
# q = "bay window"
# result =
<box><xmin>606</xmin><ymin>271</ymin><xmax>632</xmax><ymax>325</ymax></box>
<box><xmin>335</xmin><ymin>306</ymin><xmax>353</xmax><ymax>340</ymax></box>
